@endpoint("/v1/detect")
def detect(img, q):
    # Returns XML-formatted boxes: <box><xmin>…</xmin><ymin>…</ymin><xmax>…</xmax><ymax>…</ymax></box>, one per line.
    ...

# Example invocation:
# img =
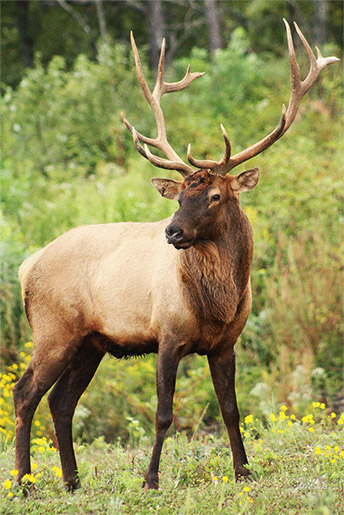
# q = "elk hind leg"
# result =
<box><xmin>12</xmin><ymin>335</ymin><xmax>79</xmax><ymax>485</ymax></box>
<box><xmin>47</xmin><ymin>335</ymin><xmax>104</xmax><ymax>491</ymax></box>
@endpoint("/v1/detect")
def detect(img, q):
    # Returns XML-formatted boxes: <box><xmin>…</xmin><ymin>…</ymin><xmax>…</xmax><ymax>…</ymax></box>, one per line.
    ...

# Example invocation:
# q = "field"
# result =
<box><xmin>1</xmin><ymin>405</ymin><xmax>343</xmax><ymax>514</ymax></box>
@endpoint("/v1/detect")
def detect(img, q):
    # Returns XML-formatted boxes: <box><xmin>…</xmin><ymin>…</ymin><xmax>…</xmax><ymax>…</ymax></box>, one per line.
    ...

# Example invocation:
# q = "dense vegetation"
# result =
<box><xmin>0</xmin><ymin>14</ymin><xmax>343</xmax><ymax>505</ymax></box>
<box><xmin>1</xmin><ymin>384</ymin><xmax>343</xmax><ymax>513</ymax></box>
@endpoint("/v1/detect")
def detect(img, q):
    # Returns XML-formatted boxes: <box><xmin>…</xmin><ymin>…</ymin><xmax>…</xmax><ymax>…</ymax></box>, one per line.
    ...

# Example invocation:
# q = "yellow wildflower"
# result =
<box><xmin>245</xmin><ymin>414</ymin><xmax>253</xmax><ymax>425</ymax></box>
<box><xmin>3</xmin><ymin>479</ymin><xmax>12</xmax><ymax>490</ymax></box>
<box><xmin>222</xmin><ymin>476</ymin><xmax>229</xmax><ymax>482</ymax></box>
<box><xmin>25</xmin><ymin>342</ymin><xmax>33</xmax><ymax>348</ymax></box>
<box><xmin>312</xmin><ymin>402</ymin><xmax>320</xmax><ymax>408</ymax></box>
<box><xmin>270</xmin><ymin>413</ymin><xmax>277</xmax><ymax>422</ymax></box>
<box><xmin>302</xmin><ymin>414</ymin><xmax>314</xmax><ymax>424</ymax></box>
<box><xmin>243</xmin><ymin>486</ymin><xmax>251</xmax><ymax>492</ymax></box>
<box><xmin>52</xmin><ymin>466</ymin><xmax>62</xmax><ymax>477</ymax></box>
<box><xmin>8</xmin><ymin>492</ymin><xmax>13</xmax><ymax>498</ymax></box>
<box><xmin>22</xmin><ymin>474</ymin><xmax>36</xmax><ymax>483</ymax></box>
<box><xmin>280</xmin><ymin>405</ymin><xmax>288</xmax><ymax>412</ymax></box>
<box><xmin>320</xmin><ymin>403</ymin><xmax>325</xmax><ymax>410</ymax></box>
<box><xmin>330</xmin><ymin>412</ymin><xmax>336</xmax><ymax>419</ymax></box>
<box><xmin>10</xmin><ymin>469</ymin><xmax>18</xmax><ymax>477</ymax></box>
<box><xmin>212</xmin><ymin>476</ymin><xmax>218</xmax><ymax>481</ymax></box>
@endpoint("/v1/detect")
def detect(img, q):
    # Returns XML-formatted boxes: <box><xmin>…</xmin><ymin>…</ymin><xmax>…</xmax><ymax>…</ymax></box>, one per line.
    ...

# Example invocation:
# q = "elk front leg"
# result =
<box><xmin>208</xmin><ymin>348</ymin><xmax>250</xmax><ymax>480</ymax></box>
<box><xmin>143</xmin><ymin>346</ymin><xmax>180</xmax><ymax>490</ymax></box>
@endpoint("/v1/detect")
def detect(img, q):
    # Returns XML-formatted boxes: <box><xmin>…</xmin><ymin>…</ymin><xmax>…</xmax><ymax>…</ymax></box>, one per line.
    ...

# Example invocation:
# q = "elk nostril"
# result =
<box><xmin>165</xmin><ymin>225</ymin><xmax>183</xmax><ymax>242</ymax></box>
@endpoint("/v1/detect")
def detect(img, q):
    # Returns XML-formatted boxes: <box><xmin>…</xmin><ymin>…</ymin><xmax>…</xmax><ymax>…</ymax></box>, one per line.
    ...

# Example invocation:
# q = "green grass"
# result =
<box><xmin>1</xmin><ymin>409</ymin><xmax>343</xmax><ymax>514</ymax></box>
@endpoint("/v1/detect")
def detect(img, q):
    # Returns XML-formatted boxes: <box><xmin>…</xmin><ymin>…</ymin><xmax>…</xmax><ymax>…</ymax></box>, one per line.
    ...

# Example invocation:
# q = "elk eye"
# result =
<box><xmin>211</xmin><ymin>194</ymin><xmax>221</xmax><ymax>202</ymax></box>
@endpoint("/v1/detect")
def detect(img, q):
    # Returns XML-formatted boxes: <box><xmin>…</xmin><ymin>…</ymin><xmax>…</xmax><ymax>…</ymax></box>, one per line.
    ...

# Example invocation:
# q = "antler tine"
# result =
<box><xmin>188</xmin><ymin>19</ymin><xmax>338</xmax><ymax>175</ymax></box>
<box><xmin>187</xmin><ymin>124</ymin><xmax>232</xmax><ymax>176</ymax></box>
<box><xmin>122</xmin><ymin>32</ymin><xmax>204</xmax><ymax>177</ymax></box>
<box><xmin>143</xmin><ymin>144</ymin><xmax>192</xmax><ymax>177</ymax></box>
<box><xmin>129</xmin><ymin>32</ymin><xmax>154</xmax><ymax>110</ymax></box>
<box><xmin>123</xmin><ymin>116</ymin><xmax>194</xmax><ymax>178</ymax></box>
<box><xmin>280</xmin><ymin>20</ymin><xmax>339</xmax><ymax>134</ymax></box>
<box><xmin>163</xmin><ymin>65</ymin><xmax>205</xmax><ymax>95</ymax></box>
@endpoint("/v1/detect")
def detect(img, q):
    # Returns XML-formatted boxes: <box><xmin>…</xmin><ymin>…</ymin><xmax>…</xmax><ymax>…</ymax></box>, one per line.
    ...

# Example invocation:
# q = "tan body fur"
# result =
<box><xmin>20</xmin><ymin>213</ymin><xmax>252</xmax><ymax>362</ymax></box>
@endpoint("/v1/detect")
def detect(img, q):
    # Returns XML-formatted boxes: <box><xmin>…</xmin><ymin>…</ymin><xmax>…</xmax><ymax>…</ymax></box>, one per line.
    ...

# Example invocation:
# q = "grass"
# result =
<box><xmin>1</xmin><ymin>407</ymin><xmax>343</xmax><ymax>514</ymax></box>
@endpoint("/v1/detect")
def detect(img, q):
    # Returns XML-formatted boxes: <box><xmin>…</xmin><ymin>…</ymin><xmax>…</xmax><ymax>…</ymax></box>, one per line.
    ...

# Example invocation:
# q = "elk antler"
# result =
<box><xmin>121</xmin><ymin>32</ymin><xmax>204</xmax><ymax>177</ymax></box>
<box><xmin>188</xmin><ymin>19</ymin><xmax>339</xmax><ymax>176</ymax></box>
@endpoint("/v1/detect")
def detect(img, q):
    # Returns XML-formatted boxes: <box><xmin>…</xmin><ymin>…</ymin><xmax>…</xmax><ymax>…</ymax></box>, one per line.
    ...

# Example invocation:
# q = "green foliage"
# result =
<box><xmin>1</xmin><ymin>43</ymin><xmax>141</xmax><ymax>179</ymax></box>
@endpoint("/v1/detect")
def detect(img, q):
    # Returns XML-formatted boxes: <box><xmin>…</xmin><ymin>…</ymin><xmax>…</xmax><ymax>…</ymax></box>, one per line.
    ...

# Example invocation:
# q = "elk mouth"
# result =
<box><xmin>170</xmin><ymin>239</ymin><xmax>195</xmax><ymax>250</ymax></box>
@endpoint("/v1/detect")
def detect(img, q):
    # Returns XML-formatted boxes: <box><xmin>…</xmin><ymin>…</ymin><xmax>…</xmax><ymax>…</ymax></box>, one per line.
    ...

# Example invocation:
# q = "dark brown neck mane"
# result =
<box><xmin>179</xmin><ymin>202</ymin><xmax>253</xmax><ymax>323</ymax></box>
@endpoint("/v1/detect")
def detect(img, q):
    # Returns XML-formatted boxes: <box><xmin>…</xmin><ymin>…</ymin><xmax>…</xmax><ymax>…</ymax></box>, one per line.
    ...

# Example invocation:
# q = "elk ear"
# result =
<box><xmin>151</xmin><ymin>178</ymin><xmax>184</xmax><ymax>200</ymax></box>
<box><xmin>231</xmin><ymin>167</ymin><xmax>259</xmax><ymax>193</ymax></box>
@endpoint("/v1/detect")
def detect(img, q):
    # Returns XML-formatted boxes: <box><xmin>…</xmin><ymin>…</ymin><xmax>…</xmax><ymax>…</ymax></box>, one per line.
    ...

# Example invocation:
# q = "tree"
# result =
<box><xmin>204</xmin><ymin>0</ymin><xmax>222</xmax><ymax>55</ymax></box>
<box><xmin>146</xmin><ymin>0</ymin><xmax>165</xmax><ymax>68</ymax></box>
<box><xmin>313</xmin><ymin>0</ymin><xmax>328</xmax><ymax>46</ymax></box>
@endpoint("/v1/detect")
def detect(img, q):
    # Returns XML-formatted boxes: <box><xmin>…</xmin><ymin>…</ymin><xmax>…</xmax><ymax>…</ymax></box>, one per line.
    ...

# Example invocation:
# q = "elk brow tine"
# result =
<box><xmin>187</xmin><ymin>124</ymin><xmax>232</xmax><ymax>175</ymax></box>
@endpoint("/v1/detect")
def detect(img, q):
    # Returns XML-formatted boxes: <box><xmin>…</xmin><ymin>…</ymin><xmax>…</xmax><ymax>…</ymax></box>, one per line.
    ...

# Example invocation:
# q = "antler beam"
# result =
<box><xmin>188</xmin><ymin>19</ymin><xmax>339</xmax><ymax>176</ymax></box>
<box><xmin>121</xmin><ymin>32</ymin><xmax>204</xmax><ymax>177</ymax></box>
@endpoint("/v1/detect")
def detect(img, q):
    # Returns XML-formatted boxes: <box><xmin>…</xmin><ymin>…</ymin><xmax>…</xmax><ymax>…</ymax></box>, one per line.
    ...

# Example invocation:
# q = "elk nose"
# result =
<box><xmin>165</xmin><ymin>224</ymin><xmax>184</xmax><ymax>244</ymax></box>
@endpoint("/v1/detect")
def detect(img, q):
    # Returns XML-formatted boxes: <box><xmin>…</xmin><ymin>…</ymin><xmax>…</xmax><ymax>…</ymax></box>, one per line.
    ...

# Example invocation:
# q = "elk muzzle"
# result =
<box><xmin>165</xmin><ymin>223</ymin><xmax>195</xmax><ymax>249</ymax></box>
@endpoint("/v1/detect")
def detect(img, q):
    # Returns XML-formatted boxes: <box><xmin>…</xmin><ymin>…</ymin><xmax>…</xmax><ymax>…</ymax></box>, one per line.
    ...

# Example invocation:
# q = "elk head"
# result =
<box><xmin>151</xmin><ymin>168</ymin><xmax>259</xmax><ymax>249</ymax></box>
<box><xmin>121</xmin><ymin>21</ymin><xmax>338</xmax><ymax>250</ymax></box>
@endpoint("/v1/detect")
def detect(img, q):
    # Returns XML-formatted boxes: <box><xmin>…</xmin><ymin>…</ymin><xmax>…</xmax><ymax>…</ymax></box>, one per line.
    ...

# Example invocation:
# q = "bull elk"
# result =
<box><xmin>13</xmin><ymin>20</ymin><xmax>338</xmax><ymax>491</ymax></box>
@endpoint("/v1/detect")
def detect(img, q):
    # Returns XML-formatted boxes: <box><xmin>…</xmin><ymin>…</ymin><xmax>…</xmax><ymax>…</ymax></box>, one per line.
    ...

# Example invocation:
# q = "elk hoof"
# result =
<box><xmin>235</xmin><ymin>466</ymin><xmax>252</xmax><ymax>481</ymax></box>
<box><xmin>65</xmin><ymin>477</ymin><xmax>81</xmax><ymax>493</ymax></box>
<box><xmin>142</xmin><ymin>477</ymin><xmax>159</xmax><ymax>491</ymax></box>
<box><xmin>17</xmin><ymin>481</ymin><xmax>36</xmax><ymax>498</ymax></box>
